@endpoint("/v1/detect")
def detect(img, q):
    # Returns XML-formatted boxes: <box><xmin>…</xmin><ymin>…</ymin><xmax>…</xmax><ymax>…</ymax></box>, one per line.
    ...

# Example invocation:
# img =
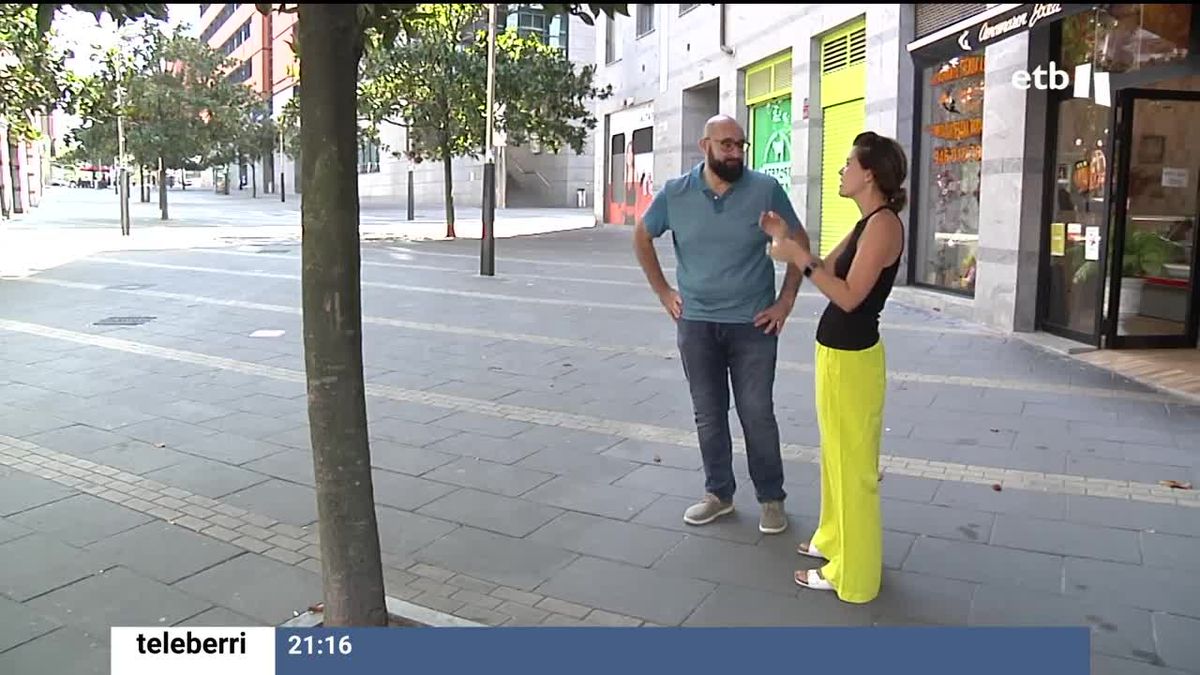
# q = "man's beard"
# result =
<box><xmin>707</xmin><ymin>153</ymin><xmax>744</xmax><ymax>182</ymax></box>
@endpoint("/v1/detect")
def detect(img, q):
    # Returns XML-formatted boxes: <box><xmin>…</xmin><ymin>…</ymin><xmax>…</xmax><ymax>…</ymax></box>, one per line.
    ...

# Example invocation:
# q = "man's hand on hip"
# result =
<box><xmin>657</xmin><ymin>287</ymin><xmax>683</xmax><ymax>320</ymax></box>
<box><xmin>754</xmin><ymin>296</ymin><xmax>794</xmax><ymax>335</ymax></box>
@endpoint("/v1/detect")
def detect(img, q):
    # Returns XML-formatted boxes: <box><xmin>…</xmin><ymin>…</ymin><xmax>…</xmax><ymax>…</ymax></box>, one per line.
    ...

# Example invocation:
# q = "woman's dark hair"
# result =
<box><xmin>852</xmin><ymin>131</ymin><xmax>908</xmax><ymax>212</ymax></box>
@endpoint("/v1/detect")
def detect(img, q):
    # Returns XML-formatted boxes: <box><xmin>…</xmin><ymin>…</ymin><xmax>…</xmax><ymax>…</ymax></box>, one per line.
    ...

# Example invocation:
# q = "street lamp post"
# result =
<box><xmin>480</xmin><ymin>4</ymin><xmax>498</xmax><ymax>277</ymax></box>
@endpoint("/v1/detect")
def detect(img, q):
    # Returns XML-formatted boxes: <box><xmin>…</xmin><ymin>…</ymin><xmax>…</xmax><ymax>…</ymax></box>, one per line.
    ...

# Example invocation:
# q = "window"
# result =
<box><xmin>358</xmin><ymin>139</ymin><xmax>380</xmax><ymax>174</ymax></box>
<box><xmin>226</xmin><ymin>60</ymin><xmax>252</xmax><ymax>84</ymax></box>
<box><xmin>679</xmin><ymin>4</ymin><xmax>698</xmax><ymax>15</ymax></box>
<box><xmin>502</xmin><ymin>4</ymin><xmax>568</xmax><ymax>51</ymax></box>
<box><xmin>605</xmin><ymin>14</ymin><xmax>620</xmax><ymax>63</ymax></box>
<box><xmin>1060</xmin><ymin>4</ymin><xmax>1192</xmax><ymax>74</ymax></box>
<box><xmin>220</xmin><ymin>20</ymin><xmax>252</xmax><ymax>56</ymax></box>
<box><xmin>636</xmin><ymin>4</ymin><xmax>654</xmax><ymax>36</ymax></box>
<box><xmin>913</xmin><ymin>52</ymin><xmax>985</xmax><ymax>296</ymax></box>
<box><xmin>201</xmin><ymin>4</ymin><xmax>241</xmax><ymax>44</ymax></box>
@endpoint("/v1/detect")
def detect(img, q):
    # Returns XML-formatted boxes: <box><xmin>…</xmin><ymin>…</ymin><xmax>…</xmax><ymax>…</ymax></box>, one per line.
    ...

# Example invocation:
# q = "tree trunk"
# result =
<box><xmin>442</xmin><ymin>151</ymin><xmax>455</xmax><ymax>238</ymax></box>
<box><xmin>158</xmin><ymin>157</ymin><xmax>167</xmax><ymax>220</ymax></box>
<box><xmin>140</xmin><ymin>165</ymin><xmax>147</xmax><ymax>202</ymax></box>
<box><xmin>297</xmin><ymin>3</ymin><xmax>387</xmax><ymax>628</ymax></box>
<box><xmin>251</xmin><ymin>162</ymin><xmax>257</xmax><ymax>198</ymax></box>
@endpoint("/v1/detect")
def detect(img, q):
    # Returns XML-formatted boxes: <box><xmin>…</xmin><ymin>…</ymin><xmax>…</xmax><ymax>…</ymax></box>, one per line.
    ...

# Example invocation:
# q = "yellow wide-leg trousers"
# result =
<box><xmin>809</xmin><ymin>340</ymin><xmax>885</xmax><ymax>604</ymax></box>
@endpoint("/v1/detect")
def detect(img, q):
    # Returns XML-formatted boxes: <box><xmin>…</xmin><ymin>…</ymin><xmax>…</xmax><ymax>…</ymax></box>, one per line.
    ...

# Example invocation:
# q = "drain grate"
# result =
<box><xmin>94</xmin><ymin>316</ymin><xmax>157</xmax><ymax>326</ymax></box>
<box><xmin>106</xmin><ymin>283</ymin><xmax>155</xmax><ymax>291</ymax></box>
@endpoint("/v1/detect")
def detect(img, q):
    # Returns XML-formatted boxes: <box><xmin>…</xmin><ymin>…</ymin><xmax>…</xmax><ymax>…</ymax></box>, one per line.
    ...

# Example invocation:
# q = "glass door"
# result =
<box><xmin>1105</xmin><ymin>90</ymin><xmax>1200</xmax><ymax>349</ymax></box>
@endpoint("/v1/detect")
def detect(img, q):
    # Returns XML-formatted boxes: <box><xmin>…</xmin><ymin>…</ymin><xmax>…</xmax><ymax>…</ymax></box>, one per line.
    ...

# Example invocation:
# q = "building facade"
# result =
<box><xmin>0</xmin><ymin>113</ymin><xmax>53</xmax><ymax>219</ymax></box>
<box><xmin>196</xmin><ymin>4</ymin><xmax>600</xmax><ymax>209</ymax></box>
<box><xmin>596</xmin><ymin>3</ymin><xmax>1200</xmax><ymax>351</ymax></box>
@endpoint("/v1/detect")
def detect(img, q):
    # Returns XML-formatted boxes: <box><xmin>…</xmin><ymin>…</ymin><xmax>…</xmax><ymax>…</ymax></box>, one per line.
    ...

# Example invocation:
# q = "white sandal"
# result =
<box><xmin>794</xmin><ymin>568</ymin><xmax>835</xmax><ymax>592</ymax></box>
<box><xmin>796</xmin><ymin>541</ymin><xmax>826</xmax><ymax>560</ymax></box>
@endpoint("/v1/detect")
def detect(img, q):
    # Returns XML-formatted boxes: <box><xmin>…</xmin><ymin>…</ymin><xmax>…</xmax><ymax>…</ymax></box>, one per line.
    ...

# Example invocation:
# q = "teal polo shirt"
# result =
<box><xmin>642</xmin><ymin>163</ymin><xmax>803</xmax><ymax>324</ymax></box>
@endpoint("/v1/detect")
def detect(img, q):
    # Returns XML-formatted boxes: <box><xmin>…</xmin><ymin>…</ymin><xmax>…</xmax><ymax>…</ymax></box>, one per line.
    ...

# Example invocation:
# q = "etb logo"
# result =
<box><xmin>1011</xmin><ymin>61</ymin><xmax>1111</xmax><ymax>106</ymax></box>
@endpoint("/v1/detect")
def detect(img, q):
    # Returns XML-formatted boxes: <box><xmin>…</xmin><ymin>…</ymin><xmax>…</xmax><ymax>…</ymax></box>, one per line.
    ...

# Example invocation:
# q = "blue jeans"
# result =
<box><xmin>676</xmin><ymin>319</ymin><xmax>786</xmax><ymax>504</ymax></box>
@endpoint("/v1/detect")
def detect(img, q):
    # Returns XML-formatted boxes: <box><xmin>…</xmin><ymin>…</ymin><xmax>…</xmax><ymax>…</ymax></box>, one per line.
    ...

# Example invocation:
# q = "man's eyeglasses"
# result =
<box><xmin>706</xmin><ymin>138</ymin><xmax>750</xmax><ymax>153</ymax></box>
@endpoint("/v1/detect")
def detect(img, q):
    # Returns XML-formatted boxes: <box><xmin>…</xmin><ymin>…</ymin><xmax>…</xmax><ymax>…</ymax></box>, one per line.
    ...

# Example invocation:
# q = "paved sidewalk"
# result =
<box><xmin>0</xmin><ymin>189</ymin><xmax>1198</xmax><ymax>674</ymax></box>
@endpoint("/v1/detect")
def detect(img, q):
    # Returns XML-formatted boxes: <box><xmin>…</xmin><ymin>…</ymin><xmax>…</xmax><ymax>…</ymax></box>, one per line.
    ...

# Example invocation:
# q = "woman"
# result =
<box><xmin>761</xmin><ymin>131</ymin><xmax>908</xmax><ymax>604</ymax></box>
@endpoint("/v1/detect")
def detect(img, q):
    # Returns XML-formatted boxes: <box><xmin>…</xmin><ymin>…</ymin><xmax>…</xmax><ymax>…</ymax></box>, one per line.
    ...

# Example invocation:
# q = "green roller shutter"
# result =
<box><xmin>818</xmin><ymin>18</ymin><xmax>867</xmax><ymax>257</ymax></box>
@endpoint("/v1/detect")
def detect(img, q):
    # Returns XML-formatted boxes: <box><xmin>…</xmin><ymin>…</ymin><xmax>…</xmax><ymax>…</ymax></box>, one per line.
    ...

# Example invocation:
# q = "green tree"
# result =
<box><xmin>0</xmin><ymin>4</ymin><xmax>74</xmax><ymax>141</ymax></box>
<box><xmin>357</xmin><ymin>3</ymin><xmax>612</xmax><ymax>237</ymax></box>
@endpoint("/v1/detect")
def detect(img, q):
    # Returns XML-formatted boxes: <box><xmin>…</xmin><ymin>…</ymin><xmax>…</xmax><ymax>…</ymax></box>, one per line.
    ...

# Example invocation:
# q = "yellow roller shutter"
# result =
<box><xmin>818</xmin><ymin>18</ymin><xmax>867</xmax><ymax>257</ymax></box>
<box><xmin>819</xmin><ymin>99</ymin><xmax>865</xmax><ymax>256</ymax></box>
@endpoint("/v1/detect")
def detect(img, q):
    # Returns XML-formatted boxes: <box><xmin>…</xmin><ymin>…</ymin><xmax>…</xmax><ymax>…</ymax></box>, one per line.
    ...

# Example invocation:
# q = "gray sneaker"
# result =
<box><xmin>759</xmin><ymin>501</ymin><xmax>788</xmax><ymax>534</ymax></box>
<box><xmin>683</xmin><ymin>493</ymin><xmax>734</xmax><ymax>526</ymax></box>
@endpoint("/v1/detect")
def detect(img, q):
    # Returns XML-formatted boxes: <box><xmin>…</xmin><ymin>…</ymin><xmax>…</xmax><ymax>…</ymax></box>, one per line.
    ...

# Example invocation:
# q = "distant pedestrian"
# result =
<box><xmin>633</xmin><ymin>114</ymin><xmax>812</xmax><ymax>536</ymax></box>
<box><xmin>761</xmin><ymin>130</ymin><xmax>908</xmax><ymax>603</ymax></box>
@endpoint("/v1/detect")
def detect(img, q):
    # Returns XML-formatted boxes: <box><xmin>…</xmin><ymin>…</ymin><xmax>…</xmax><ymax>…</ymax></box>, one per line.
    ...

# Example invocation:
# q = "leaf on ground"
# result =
<box><xmin>1159</xmin><ymin>480</ymin><xmax>1192</xmax><ymax>490</ymax></box>
<box><xmin>153</xmin><ymin>442</ymin><xmax>166</xmax><ymax>448</ymax></box>
<box><xmin>308</xmin><ymin>602</ymin><xmax>325</xmax><ymax>613</ymax></box>
<box><xmin>991</xmin><ymin>483</ymin><xmax>1003</xmax><ymax>492</ymax></box>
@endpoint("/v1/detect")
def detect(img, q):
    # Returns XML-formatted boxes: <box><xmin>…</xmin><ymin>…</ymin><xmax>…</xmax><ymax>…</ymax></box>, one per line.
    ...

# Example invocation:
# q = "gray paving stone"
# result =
<box><xmin>369</xmin><ymin>418</ymin><xmax>461</xmax><ymax>447</ymax></box>
<box><xmin>654</xmin><ymin>533</ymin><xmax>808</xmax><ymax>595</ymax></box>
<box><xmin>201</xmin><ymin>411</ymin><xmax>298</xmax><ymax>440</ymax></box>
<box><xmin>969</xmin><ymin>584</ymin><xmax>1157</xmax><ymax>663</ymax></box>
<box><xmin>908</xmin><ymin>421</ymin><xmax>1016</xmax><ymax>449</ymax></box>
<box><xmin>682</xmin><ymin>582</ymin><xmax>872</xmax><ymax>626</ymax></box>
<box><xmin>430</xmin><ymin>411</ymin><xmax>533</xmax><ymax>439</ymax></box>
<box><xmin>370</xmin><ymin>468</ymin><xmax>459</xmax><ymax>511</ymax></box>
<box><xmin>242</xmin><ymin>450</ymin><xmax>315</xmax><ymax>486</ymax></box>
<box><xmin>603</xmin><ymin>439</ymin><xmax>703</xmax><ymax>470</ymax></box>
<box><xmin>423</xmin><ymin>457</ymin><xmax>554</xmax><ymax>497</ymax></box>
<box><xmin>528</xmin><ymin>511</ymin><xmax>685</xmax><ymax>568</ymax></box>
<box><xmin>515</xmin><ymin>447</ymin><xmax>640</xmax><ymax>484</ymax></box>
<box><xmin>632</xmin><ymin>494</ymin><xmax>763</xmax><ymax>544</ymax></box>
<box><xmin>1091</xmin><ymin>654</ymin><xmax>1193</xmax><ymax>675</ymax></box>
<box><xmin>871</xmin><ymin>570</ymin><xmax>978</xmax><ymax>626</ymax></box>
<box><xmin>374</xmin><ymin>505</ymin><xmax>458</xmax><ymax>556</ymax></box>
<box><xmin>903</xmin><ymin>536</ymin><xmax>1064</xmax><ymax>592</ymax></box>
<box><xmin>153</xmin><ymin>399</ymin><xmax>236</xmax><ymax>425</ymax></box>
<box><xmin>1066</xmin><ymin>455</ymin><xmax>1192</xmax><ymax>486</ymax></box>
<box><xmin>84</xmin><ymin>521</ymin><xmax>242</xmax><ymax>584</ymax></box>
<box><xmin>0</xmin><ymin>470</ymin><xmax>76</xmax><ymax>516</ymax></box>
<box><xmin>0</xmin><ymin>533</ymin><xmax>112</xmax><ymax>601</ymax></box>
<box><xmin>115</xmin><ymin>417</ymin><xmax>221</xmax><ymax>446</ymax></box>
<box><xmin>507</xmin><ymin>426</ymin><xmax>624</xmax><ymax>454</ymax></box>
<box><xmin>24</xmin><ymin>424</ymin><xmax>131</xmax><ymax>455</ymax></box>
<box><xmin>368</xmin><ymin>400</ymin><xmax>454</xmax><ymax>425</ymax></box>
<box><xmin>1067</xmin><ymin>495</ymin><xmax>1200</xmax><ymax>538</ymax></box>
<box><xmin>417</xmin><ymin>488</ymin><xmax>562</xmax><ymax>537</ymax></box>
<box><xmin>878</xmin><ymin>474</ymin><xmax>941</xmax><ymax>503</ymax></box>
<box><xmin>1141</xmin><ymin>532</ymin><xmax>1200</xmax><ymax>572</ymax></box>
<box><xmin>1153</xmin><ymin>612</ymin><xmax>1200</xmax><ymax>672</ymax></box>
<box><xmin>174</xmin><ymin>606</ymin><xmax>264</xmax><ymax>627</ymax></box>
<box><xmin>170</xmin><ymin>432</ymin><xmax>288</xmax><ymax>465</ymax></box>
<box><xmin>9</xmin><ymin>494</ymin><xmax>152</xmax><ymax>547</ymax></box>
<box><xmin>930</xmin><ymin>480</ymin><xmax>1068</xmax><ymax>519</ymax></box>
<box><xmin>1071</xmin><ymin>422</ymin><xmax>1177</xmax><ymax>448</ymax></box>
<box><xmin>223</xmin><ymin>479</ymin><xmax>318</xmax><ymax>527</ymax></box>
<box><xmin>145</xmin><ymin>457</ymin><xmax>270</xmax><ymax>498</ymax></box>
<box><xmin>85</xmin><ymin>440</ymin><xmax>190</xmax><ymax>474</ymax></box>
<box><xmin>883</xmin><ymin>499</ymin><xmax>995</xmax><ymax>543</ymax></box>
<box><xmin>522</xmin><ymin>477</ymin><xmax>659</xmax><ymax>521</ymax></box>
<box><xmin>0</xmin><ymin>516</ymin><xmax>31</xmax><ymax>544</ymax></box>
<box><xmin>369</xmin><ymin>440</ymin><xmax>456</xmax><ymax>476</ymax></box>
<box><xmin>423</xmin><ymin>432</ymin><xmax>542</xmax><ymax>465</ymax></box>
<box><xmin>27</xmin><ymin>566</ymin><xmax>211</xmax><ymax>638</ymax></box>
<box><xmin>413</xmin><ymin>526</ymin><xmax>576</xmax><ymax>591</ymax></box>
<box><xmin>0</xmin><ymin>627</ymin><xmax>108</xmax><ymax>675</ymax></box>
<box><xmin>175</xmin><ymin>552</ymin><xmax>322</xmax><ymax>625</ymax></box>
<box><xmin>0</xmin><ymin>594</ymin><xmax>62</xmax><ymax>652</ymax></box>
<box><xmin>56</xmin><ymin>403</ymin><xmax>157</xmax><ymax>432</ymax></box>
<box><xmin>538</xmin><ymin>556</ymin><xmax>715</xmax><ymax>625</ymax></box>
<box><xmin>614</xmin><ymin>464</ymin><xmax>702</xmax><ymax>500</ymax></box>
<box><xmin>1065</xmin><ymin>558</ymin><xmax>1200</xmax><ymax>619</ymax></box>
<box><xmin>0</xmin><ymin>409</ymin><xmax>73</xmax><ymax>438</ymax></box>
<box><xmin>992</xmin><ymin>514</ymin><xmax>1143</xmax><ymax>564</ymax></box>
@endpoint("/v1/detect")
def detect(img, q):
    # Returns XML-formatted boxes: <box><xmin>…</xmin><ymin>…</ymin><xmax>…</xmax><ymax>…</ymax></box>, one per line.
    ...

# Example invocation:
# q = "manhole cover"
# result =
<box><xmin>94</xmin><ymin>316</ymin><xmax>156</xmax><ymax>326</ymax></box>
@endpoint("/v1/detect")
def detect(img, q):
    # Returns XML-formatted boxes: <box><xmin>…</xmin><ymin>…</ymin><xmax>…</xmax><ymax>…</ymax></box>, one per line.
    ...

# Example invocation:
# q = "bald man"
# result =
<box><xmin>634</xmin><ymin>114</ymin><xmax>810</xmax><ymax>534</ymax></box>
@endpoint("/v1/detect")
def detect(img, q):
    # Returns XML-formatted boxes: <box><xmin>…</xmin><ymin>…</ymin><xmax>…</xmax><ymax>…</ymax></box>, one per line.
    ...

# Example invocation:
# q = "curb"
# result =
<box><xmin>280</xmin><ymin>596</ymin><xmax>487</xmax><ymax>629</ymax></box>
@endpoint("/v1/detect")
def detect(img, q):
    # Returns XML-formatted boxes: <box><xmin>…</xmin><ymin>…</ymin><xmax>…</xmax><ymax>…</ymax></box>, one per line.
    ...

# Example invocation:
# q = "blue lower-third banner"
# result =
<box><xmin>111</xmin><ymin>626</ymin><xmax>1090</xmax><ymax>674</ymax></box>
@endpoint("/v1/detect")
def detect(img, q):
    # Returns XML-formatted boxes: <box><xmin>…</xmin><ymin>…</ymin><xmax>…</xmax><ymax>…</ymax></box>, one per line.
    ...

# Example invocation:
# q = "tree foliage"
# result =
<box><xmin>0</xmin><ymin>4</ymin><xmax>74</xmax><ymax>141</ymax></box>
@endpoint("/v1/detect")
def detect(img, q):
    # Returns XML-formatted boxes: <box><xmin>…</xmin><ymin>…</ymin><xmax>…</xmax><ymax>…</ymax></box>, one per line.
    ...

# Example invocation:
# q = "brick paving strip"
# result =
<box><xmin>17</xmin><ymin>276</ymin><xmax>1184</xmax><ymax>405</ymax></box>
<box><xmin>0</xmin><ymin>434</ymin><xmax>646</xmax><ymax>628</ymax></box>
<box><xmin>1</xmin><ymin>318</ymin><xmax>1196</xmax><ymax>508</ymax></box>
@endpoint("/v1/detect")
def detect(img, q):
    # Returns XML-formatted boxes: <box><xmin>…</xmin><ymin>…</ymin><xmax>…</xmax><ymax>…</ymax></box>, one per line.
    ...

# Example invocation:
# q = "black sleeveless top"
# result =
<box><xmin>815</xmin><ymin>205</ymin><xmax>903</xmax><ymax>351</ymax></box>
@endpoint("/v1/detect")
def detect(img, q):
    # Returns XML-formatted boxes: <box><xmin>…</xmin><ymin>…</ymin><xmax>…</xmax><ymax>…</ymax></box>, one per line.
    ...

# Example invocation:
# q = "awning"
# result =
<box><xmin>908</xmin><ymin>3</ymin><xmax>1094</xmax><ymax>55</ymax></box>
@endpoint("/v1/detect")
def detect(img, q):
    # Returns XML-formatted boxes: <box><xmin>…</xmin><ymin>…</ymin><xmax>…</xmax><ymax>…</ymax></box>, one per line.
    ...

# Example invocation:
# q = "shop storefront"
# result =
<box><xmin>908</xmin><ymin>3</ymin><xmax>1200</xmax><ymax>349</ymax></box>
